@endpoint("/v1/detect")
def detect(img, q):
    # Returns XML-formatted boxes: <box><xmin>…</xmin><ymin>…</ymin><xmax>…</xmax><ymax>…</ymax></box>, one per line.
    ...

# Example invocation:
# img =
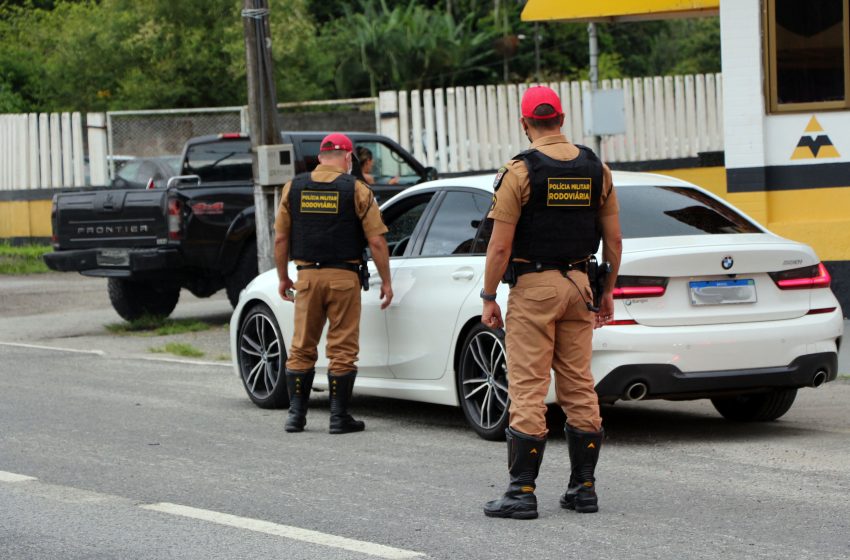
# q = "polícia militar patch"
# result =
<box><xmin>492</xmin><ymin>166</ymin><xmax>508</xmax><ymax>191</ymax></box>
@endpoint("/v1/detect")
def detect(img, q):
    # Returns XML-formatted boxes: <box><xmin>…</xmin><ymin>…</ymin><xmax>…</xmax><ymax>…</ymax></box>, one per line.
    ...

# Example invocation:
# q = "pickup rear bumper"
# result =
<box><xmin>43</xmin><ymin>248</ymin><xmax>182</xmax><ymax>277</ymax></box>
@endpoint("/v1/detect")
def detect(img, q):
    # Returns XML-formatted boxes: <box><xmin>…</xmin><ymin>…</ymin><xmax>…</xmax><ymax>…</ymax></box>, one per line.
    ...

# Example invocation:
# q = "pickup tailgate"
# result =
<box><xmin>54</xmin><ymin>189</ymin><xmax>170</xmax><ymax>250</ymax></box>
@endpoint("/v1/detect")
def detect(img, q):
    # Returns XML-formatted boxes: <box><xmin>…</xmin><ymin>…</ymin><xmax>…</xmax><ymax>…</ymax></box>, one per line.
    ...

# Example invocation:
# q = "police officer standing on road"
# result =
<box><xmin>274</xmin><ymin>133</ymin><xmax>393</xmax><ymax>434</ymax></box>
<box><xmin>481</xmin><ymin>86</ymin><xmax>622</xmax><ymax>519</ymax></box>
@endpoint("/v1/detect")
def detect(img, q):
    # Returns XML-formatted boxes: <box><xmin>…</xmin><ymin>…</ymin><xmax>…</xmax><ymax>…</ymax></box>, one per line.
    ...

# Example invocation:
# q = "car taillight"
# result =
<box><xmin>769</xmin><ymin>263</ymin><xmax>831</xmax><ymax>290</ymax></box>
<box><xmin>612</xmin><ymin>276</ymin><xmax>668</xmax><ymax>298</ymax></box>
<box><xmin>168</xmin><ymin>198</ymin><xmax>182</xmax><ymax>240</ymax></box>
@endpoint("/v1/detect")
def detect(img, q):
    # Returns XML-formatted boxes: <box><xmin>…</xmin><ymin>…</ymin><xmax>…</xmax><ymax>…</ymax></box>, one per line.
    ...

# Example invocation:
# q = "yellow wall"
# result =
<box><xmin>3</xmin><ymin>172</ymin><xmax>850</xmax><ymax>261</ymax></box>
<box><xmin>0</xmin><ymin>200</ymin><xmax>52</xmax><ymax>239</ymax></box>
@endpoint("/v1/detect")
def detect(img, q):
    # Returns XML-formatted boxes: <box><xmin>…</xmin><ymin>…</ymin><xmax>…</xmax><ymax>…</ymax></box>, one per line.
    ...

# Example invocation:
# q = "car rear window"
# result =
<box><xmin>183</xmin><ymin>139</ymin><xmax>253</xmax><ymax>183</ymax></box>
<box><xmin>617</xmin><ymin>186</ymin><xmax>761</xmax><ymax>238</ymax></box>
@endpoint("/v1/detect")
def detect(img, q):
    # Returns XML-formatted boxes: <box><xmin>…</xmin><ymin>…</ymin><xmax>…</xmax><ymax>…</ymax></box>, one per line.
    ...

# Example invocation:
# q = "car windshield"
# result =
<box><xmin>617</xmin><ymin>186</ymin><xmax>762</xmax><ymax>238</ymax></box>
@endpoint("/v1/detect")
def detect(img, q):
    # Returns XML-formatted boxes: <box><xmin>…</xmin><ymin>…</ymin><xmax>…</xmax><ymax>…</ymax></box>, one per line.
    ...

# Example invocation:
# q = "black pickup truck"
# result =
<box><xmin>44</xmin><ymin>131</ymin><xmax>435</xmax><ymax>321</ymax></box>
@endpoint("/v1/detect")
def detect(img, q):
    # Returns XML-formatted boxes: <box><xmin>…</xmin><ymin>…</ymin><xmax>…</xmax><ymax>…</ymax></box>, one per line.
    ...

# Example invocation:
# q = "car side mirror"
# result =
<box><xmin>424</xmin><ymin>166</ymin><xmax>438</xmax><ymax>181</ymax></box>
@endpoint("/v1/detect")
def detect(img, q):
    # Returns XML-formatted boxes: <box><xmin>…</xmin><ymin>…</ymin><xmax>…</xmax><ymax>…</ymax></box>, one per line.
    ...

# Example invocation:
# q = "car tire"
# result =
<box><xmin>237</xmin><ymin>303</ymin><xmax>289</xmax><ymax>409</ymax></box>
<box><xmin>107</xmin><ymin>278</ymin><xmax>180</xmax><ymax>321</ymax></box>
<box><xmin>225</xmin><ymin>239</ymin><xmax>259</xmax><ymax>309</ymax></box>
<box><xmin>456</xmin><ymin>323</ymin><xmax>510</xmax><ymax>441</ymax></box>
<box><xmin>711</xmin><ymin>388</ymin><xmax>798</xmax><ymax>422</ymax></box>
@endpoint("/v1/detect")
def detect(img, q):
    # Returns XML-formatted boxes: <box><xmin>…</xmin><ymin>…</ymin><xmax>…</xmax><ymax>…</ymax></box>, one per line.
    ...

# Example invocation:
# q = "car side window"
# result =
<box><xmin>355</xmin><ymin>141</ymin><xmax>419</xmax><ymax>186</ymax></box>
<box><xmin>419</xmin><ymin>191</ymin><xmax>491</xmax><ymax>257</ymax></box>
<box><xmin>300</xmin><ymin>140</ymin><xmax>321</xmax><ymax>172</ymax></box>
<box><xmin>382</xmin><ymin>193</ymin><xmax>435</xmax><ymax>257</ymax></box>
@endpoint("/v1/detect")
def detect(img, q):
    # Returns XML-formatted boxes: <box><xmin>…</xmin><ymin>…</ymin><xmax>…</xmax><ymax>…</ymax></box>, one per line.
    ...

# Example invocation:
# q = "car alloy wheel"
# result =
<box><xmin>458</xmin><ymin>324</ymin><xmax>510</xmax><ymax>440</ymax></box>
<box><xmin>237</xmin><ymin>304</ymin><xmax>289</xmax><ymax>409</ymax></box>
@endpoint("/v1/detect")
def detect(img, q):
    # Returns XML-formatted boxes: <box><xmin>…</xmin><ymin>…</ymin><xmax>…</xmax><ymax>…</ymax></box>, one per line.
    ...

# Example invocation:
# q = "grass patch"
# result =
<box><xmin>106</xmin><ymin>316</ymin><xmax>211</xmax><ymax>336</ymax></box>
<box><xmin>149</xmin><ymin>342</ymin><xmax>205</xmax><ymax>358</ymax></box>
<box><xmin>0</xmin><ymin>242</ymin><xmax>51</xmax><ymax>274</ymax></box>
<box><xmin>215</xmin><ymin>354</ymin><xmax>230</xmax><ymax>361</ymax></box>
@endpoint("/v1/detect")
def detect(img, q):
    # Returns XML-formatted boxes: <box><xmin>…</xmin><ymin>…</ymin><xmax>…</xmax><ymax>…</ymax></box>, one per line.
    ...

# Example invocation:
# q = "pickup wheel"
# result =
<box><xmin>225</xmin><ymin>239</ymin><xmax>259</xmax><ymax>308</ymax></box>
<box><xmin>107</xmin><ymin>278</ymin><xmax>180</xmax><ymax>321</ymax></box>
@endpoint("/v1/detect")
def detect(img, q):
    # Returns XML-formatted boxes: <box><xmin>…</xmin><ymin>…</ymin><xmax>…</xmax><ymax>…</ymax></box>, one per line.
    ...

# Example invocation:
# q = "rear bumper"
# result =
<box><xmin>595</xmin><ymin>352</ymin><xmax>838</xmax><ymax>402</ymax></box>
<box><xmin>43</xmin><ymin>248</ymin><xmax>182</xmax><ymax>277</ymax></box>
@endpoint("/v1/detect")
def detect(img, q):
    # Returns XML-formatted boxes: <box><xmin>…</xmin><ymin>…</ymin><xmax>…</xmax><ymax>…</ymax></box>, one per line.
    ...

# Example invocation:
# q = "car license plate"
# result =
<box><xmin>96</xmin><ymin>249</ymin><xmax>129</xmax><ymax>267</ymax></box>
<box><xmin>689</xmin><ymin>279</ymin><xmax>756</xmax><ymax>306</ymax></box>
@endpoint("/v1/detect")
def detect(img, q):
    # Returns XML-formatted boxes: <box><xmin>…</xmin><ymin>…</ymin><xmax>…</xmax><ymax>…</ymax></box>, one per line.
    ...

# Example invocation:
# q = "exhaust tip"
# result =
<box><xmin>812</xmin><ymin>370</ymin><xmax>828</xmax><ymax>388</ymax></box>
<box><xmin>623</xmin><ymin>381</ymin><xmax>648</xmax><ymax>401</ymax></box>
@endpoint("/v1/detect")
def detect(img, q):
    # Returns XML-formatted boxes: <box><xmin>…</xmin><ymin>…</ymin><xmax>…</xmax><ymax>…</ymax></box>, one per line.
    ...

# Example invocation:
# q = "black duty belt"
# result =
<box><xmin>296</xmin><ymin>262</ymin><xmax>360</xmax><ymax>272</ymax></box>
<box><xmin>514</xmin><ymin>259</ymin><xmax>589</xmax><ymax>277</ymax></box>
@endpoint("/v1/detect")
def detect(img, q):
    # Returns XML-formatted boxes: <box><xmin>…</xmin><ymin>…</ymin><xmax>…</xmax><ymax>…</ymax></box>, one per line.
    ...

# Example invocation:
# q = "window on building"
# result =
<box><xmin>767</xmin><ymin>0</ymin><xmax>850</xmax><ymax>112</ymax></box>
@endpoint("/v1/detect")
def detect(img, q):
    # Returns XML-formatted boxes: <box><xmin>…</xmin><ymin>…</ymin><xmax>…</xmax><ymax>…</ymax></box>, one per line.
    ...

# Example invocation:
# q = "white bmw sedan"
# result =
<box><xmin>230</xmin><ymin>172</ymin><xmax>844</xmax><ymax>440</ymax></box>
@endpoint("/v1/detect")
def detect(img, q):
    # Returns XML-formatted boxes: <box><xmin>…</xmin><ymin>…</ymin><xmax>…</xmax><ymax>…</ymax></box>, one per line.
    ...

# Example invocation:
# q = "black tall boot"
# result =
<box><xmin>560</xmin><ymin>424</ymin><xmax>604</xmax><ymax>513</ymax></box>
<box><xmin>284</xmin><ymin>369</ymin><xmax>314</xmax><ymax>433</ymax></box>
<box><xmin>484</xmin><ymin>428</ymin><xmax>546</xmax><ymax>520</ymax></box>
<box><xmin>328</xmin><ymin>372</ymin><xmax>365</xmax><ymax>434</ymax></box>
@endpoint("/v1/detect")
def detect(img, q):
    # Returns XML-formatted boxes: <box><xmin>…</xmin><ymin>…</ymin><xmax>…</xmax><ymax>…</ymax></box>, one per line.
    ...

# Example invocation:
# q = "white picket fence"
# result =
<box><xmin>378</xmin><ymin>73</ymin><xmax>724</xmax><ymax>173</ymax></box>
<box><xmin>0</xmin><ymin>74</ymin><xmax>724</xmax><ymax>191</ymax></box>
<box><xmin>0</xmin><ymin>112</ymin><xmax>99</xmax><ymax>191</ymax></box>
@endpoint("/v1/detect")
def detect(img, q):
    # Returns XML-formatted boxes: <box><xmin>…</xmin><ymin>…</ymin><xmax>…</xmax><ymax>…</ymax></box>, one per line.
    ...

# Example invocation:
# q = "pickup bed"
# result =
<box><xmin>44</xmin><ymin>131</ymin><xmax>435</xmax><ymax>320</ymax></box>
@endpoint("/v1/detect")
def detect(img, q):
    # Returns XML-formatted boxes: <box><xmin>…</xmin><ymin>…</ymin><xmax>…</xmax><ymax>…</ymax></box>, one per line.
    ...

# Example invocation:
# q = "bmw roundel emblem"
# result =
<box><xmin>721</xmin><ymin>256</ymin><xmax>734</xmax><ymax>270</ymax></box>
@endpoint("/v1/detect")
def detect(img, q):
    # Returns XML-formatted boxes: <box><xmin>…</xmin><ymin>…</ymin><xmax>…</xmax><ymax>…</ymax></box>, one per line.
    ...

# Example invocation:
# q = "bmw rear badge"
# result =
<box><xmin>721</xmin><ymin>256</ymin><xmax>734</xmax><ymax>270</ymax></box>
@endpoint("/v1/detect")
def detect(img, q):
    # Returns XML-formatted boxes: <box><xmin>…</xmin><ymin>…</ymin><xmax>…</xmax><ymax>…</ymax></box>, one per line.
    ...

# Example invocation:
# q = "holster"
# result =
<box><xmin>502</xmin><ymin>262</ymin><xmax>518</xmax><ymax>288</ymax></box>
<box><xmin>358</xmin><ymin>253</ymin><xmax>370</xmax><ymax>292</ymax></box>
<box><xmin>587</xmin><ymin>256</ymin><xmax>611</xmax><ymax>312</ymax></box>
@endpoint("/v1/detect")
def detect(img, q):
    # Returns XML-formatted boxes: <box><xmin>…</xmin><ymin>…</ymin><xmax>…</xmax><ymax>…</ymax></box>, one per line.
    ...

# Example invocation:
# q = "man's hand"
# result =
<box><xmin>594</xmin><ymin>292</ymin><xmax>614</xmax><ymax>329</ymax></box>
<box><xmin>379</xmin><ymin>283</ymin><xmax>393</xmax><ymax>310</ymax></box>
<box><xmin>482</xmin><ymin>300</ymin><xmax>503</xmax><ymax>330</ymax></box>
<box><xmin>278</xmin><ymin>276</ymin><xmax>294</xmax><ymax>302</ymax></box>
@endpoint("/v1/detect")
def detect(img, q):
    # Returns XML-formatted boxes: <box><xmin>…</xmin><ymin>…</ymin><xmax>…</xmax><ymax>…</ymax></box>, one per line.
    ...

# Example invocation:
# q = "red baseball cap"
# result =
<box><xmin>319</xmin><ymin>133</ymin><xmax>353</xmax><ymax>152</ymax></box>
<box><xmin>521</xmin><ymin>86</ymin><xmax>563</xmax><ymax>119</ymax></box>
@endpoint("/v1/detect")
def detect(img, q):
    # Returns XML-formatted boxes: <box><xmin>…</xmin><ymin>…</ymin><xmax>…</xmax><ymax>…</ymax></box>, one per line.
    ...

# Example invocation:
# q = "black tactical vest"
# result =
<box><xmin>510</xmin><ymin>146</ymin><xmax>603</xmax><ymax>263</ymax></box>
<box><xmin>289</xmin><ymin>172</ymin><xmax>367</xmax><ymax>262</ymax></box>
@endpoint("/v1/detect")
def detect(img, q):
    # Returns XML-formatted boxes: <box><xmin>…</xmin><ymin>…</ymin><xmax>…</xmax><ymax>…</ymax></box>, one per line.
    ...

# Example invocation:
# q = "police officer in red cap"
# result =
<box><xmin>274</xmin><ymin>133</ymin><xmax>393</xmax><ymax>434</ymax></box>
<box><xmin>481</xmin><ymin>86</ymin><xmax>622</xmax><ymax>518</ymax></box>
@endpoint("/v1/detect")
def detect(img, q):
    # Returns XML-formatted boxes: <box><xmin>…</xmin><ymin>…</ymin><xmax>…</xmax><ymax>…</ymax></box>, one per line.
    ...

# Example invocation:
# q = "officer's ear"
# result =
<box><xmin>558</xmin><ymin>114</ymin><xmax>565</xmax><ymax>128</ymax></box>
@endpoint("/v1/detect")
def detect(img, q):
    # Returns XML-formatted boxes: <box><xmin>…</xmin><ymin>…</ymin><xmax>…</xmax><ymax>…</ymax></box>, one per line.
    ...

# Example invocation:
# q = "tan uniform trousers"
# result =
<box><xmin>286</xmin><ymin>268</ymin><xmax>361</xmax><ymax>375</ymax></box>
<box><xmin>505</xmin><ymin>269</ymin><xmax>602</xmax><ymax>437</ymax></box>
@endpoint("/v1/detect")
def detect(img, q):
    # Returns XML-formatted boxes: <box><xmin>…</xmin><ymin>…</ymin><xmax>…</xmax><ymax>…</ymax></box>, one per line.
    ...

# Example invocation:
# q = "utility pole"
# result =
<box><xmin>243</xmin><ymin>0</ymin><xmax>281</xmax><ymax>273</ymax></box>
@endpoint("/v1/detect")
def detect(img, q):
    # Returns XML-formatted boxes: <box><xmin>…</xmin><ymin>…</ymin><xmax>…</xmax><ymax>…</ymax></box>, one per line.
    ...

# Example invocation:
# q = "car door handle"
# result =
<box><xmin>451</xmin><ymin>269</ymin><xmax>475</xmax><ymax>281</ymax></box>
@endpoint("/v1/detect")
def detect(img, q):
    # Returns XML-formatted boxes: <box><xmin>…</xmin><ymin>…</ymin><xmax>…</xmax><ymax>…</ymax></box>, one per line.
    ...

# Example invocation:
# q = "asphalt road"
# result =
<box><xmin>1</xmin><ymin>273</ymin><xmax>849</xmax><ymax>560</ymax></box>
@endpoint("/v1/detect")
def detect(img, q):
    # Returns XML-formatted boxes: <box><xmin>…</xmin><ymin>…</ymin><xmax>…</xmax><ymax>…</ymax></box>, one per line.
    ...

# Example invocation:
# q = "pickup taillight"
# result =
<box><xmin>168</xmin><ymin>198</ymin><xmax>183</xmax><ymax>240</ymax></box>
<box><xmin>769</xmin><ymin>263</ymin><xmax>831</xmax><ymax>290</ymax></box>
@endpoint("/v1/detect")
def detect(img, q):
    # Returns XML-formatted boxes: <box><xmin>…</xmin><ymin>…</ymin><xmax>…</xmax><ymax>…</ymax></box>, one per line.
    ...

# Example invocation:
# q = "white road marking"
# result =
<box><xmin>137</xmin><ymin>356</ymin><xmax>231</xmax><ymax>368</ymax></box>
<box><xmin>141</xmin><ymin>502</ymin><xmax>426</xmax><ymax>559</ymax></box>
<box><xmin>0</xmin><ymin>341</ymin><xmax>105</xmax><ymax>356</ymax></box>
<box><xmin>0</xmin><ymin>470</ymin><xmax>37</xmax><ymax>482</ymax></box>
<box><xmin>0</xmin><ymin>342</ymin><xmax>231</xmax><ymax>368</ymax></box>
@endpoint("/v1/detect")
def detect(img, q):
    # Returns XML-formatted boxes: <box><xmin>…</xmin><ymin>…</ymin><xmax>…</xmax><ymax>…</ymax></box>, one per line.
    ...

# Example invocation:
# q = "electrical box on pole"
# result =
<box><xmin>242</xmin><ymin>0</ymin><xmax>287</xmax><ymax>274</ymax></box>
<box><xmin>582</xmin><ymin>89</ymin><xmax>626</xmax><ymax>137</ymax></box>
